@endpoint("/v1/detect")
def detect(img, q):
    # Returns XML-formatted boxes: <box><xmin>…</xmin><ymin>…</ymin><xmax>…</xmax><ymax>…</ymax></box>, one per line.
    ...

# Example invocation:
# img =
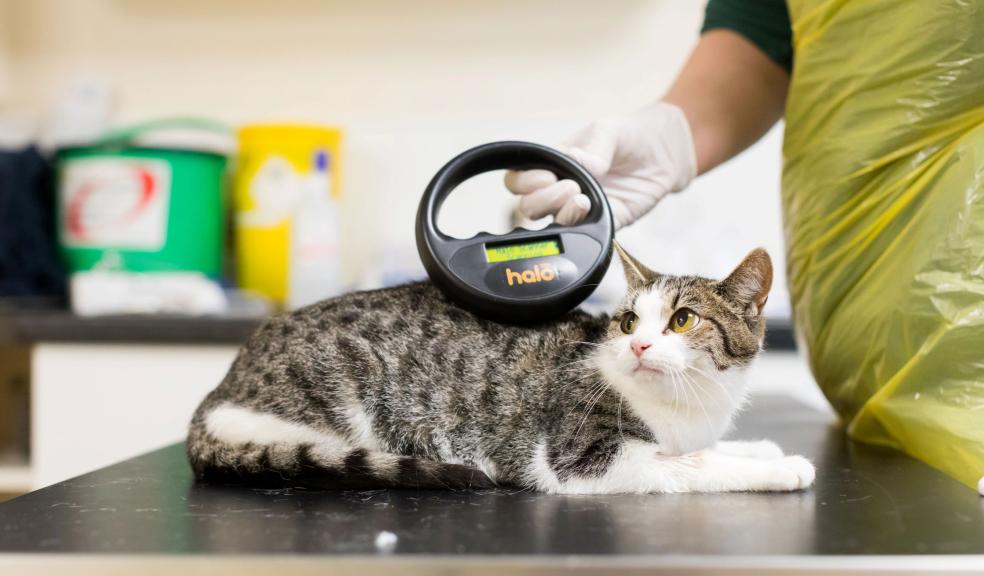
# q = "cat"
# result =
<box><xmin>187</xmin><ymin>244</ymin><xmax>815</xmax><ymax>493</ymax></box>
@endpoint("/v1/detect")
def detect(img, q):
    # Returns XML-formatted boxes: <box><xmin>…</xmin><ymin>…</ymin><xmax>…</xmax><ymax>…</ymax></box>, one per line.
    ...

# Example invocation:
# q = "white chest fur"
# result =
<box><xmin>617</xmin><ymin>366</ymin><xmax>750</xmax><ymax>455</ymax></box>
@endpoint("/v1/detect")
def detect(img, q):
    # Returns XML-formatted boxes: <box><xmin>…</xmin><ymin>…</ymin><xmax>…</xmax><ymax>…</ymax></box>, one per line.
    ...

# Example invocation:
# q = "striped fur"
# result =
<box><xmin>187</xmin><ymin>247</ymin><xmax>815</xmax><ymax>493</ymax></box>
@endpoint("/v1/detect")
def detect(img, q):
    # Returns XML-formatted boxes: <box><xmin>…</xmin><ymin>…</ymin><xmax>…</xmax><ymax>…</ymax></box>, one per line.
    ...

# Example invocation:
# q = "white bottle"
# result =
<box><xmin>287</xmin><ymin>149</ymin><xmax>343</xmax><ymax>309</ymax></box>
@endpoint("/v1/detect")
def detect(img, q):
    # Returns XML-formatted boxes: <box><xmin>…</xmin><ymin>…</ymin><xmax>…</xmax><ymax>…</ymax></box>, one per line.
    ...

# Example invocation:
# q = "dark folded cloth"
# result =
<box><xmin>0</xmin><ymin>147</ymin><xmax>66</xmax><ymax>298</ymax></box>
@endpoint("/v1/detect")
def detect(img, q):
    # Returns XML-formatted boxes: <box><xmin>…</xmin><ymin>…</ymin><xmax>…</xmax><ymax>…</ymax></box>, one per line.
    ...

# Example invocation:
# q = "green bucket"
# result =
<box><xmin>55</xmin><ymin>119</ymin><xmax>231</xmax><ymax>276</ymax></box>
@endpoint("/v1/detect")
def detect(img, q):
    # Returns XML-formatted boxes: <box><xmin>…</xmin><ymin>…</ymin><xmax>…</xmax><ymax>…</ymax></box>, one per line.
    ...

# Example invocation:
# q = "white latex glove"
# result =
<box><xmin>505</xmin><ymin>102</ymin><xmax>697</xmax><ymax>230</ymax></box>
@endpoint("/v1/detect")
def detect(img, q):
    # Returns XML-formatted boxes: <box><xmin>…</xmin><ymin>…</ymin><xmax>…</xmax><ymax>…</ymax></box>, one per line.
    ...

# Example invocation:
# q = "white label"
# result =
<box><xmin>238</xmin><ymin>155</ymin><xmax>302</xmax><ymax>228</ymax></box>
<box><xmin>61</xmin><ymin>158</ymin><xmax>171</xmax><ymax>250</ymax></box>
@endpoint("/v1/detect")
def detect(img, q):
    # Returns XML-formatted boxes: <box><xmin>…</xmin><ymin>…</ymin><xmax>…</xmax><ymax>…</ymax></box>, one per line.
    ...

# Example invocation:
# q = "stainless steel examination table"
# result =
<box><xmin>0</xmin><ymin>396</ymin><xmax>982</xmax><ymax>575</ymax></box>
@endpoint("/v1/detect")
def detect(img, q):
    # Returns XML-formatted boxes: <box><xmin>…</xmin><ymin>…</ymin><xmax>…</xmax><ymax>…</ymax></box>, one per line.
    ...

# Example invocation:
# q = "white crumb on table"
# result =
<box><xmin>375</xmin><ymin>530</ymin><xmax>398</xmax><ymax>552</ymax></box>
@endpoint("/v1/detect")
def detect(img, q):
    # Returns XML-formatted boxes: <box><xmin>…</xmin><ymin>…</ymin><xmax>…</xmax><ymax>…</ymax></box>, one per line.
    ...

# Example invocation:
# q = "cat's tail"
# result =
<box><xmin>186</xmin><ymin>410</ymin><xmax>495</xmax><ymax>490</ymax></box>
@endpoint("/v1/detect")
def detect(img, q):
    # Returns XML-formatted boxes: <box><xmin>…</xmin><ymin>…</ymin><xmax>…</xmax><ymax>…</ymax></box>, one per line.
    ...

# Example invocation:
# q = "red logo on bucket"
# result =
<box><xmin>66</xmin><ymin>167</ymin><xmax>158</xmax><ymax>241</ymax></box>
<box><xmin>61</xmin><ymin>158</ymin><xmax>171</xmax><ymax>249</ymax></box>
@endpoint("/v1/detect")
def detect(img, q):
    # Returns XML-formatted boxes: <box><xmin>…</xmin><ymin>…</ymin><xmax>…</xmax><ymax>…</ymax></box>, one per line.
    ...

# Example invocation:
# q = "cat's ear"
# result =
<box><xmin>717</xmin><ymin>248</ymin><xmax>772</xmax><ymax>316</ymax></box>
<box><xmin>614</xmin><ymin>241</ymin><xmax>656</xmax><ymax>289</ymax></box>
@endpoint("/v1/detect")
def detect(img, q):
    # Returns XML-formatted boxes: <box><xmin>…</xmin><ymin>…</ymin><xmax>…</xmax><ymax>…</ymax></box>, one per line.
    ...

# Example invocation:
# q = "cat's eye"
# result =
<box><xmin>619</xmin><ymin>312</ymin><xmax>638</xmax><ymax>334</ymax></box>
<box><xmin>669</xmin><ymin>308</ymin><xmax>699</xmax><ymax>333</ymax></box>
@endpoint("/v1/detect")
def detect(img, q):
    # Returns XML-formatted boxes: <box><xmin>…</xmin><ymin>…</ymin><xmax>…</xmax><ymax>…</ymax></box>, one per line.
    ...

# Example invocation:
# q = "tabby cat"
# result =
<box><xmin>187</xmin><ymin>244</ymin><xmax>815</xmax><ymax>493</ymax></box>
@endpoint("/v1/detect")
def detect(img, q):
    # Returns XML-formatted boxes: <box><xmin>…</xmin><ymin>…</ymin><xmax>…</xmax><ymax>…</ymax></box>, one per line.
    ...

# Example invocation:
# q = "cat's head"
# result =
<box><xmin>594</xmin><ymin>243</ymin><xmax>772</xmax><ymax>415</ymax></box>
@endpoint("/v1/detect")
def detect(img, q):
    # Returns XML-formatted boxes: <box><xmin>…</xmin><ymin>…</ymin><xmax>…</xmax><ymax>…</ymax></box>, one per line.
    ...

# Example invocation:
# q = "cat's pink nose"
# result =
<box><xmin>631</xmin><ymin>339</ymin><xmax>651</xmax><ymax>358</ymax></box>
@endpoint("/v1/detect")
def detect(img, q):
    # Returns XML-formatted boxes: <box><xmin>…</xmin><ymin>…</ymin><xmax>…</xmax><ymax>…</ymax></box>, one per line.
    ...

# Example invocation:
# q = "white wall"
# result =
<box><xmin>3</xmin><ymin>0</ymin><xmax>698</xmax><ymax>124</ymax></box>
<box><xmin>1</xmin><ymin>0</ymin><xmax>790</xmax><ymax>316</ymax></box>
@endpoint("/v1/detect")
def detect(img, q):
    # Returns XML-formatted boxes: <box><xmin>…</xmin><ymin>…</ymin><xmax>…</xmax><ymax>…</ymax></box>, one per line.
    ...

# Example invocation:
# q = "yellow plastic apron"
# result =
<box><xmin>782</xmin><ymin>0</ymin><xmax>984</xmax><ymax>488</ymax></box>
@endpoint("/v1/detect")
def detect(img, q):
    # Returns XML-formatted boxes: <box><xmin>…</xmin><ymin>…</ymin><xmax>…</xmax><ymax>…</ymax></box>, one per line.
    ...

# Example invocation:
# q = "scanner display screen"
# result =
<box><xmin>485</xmin><ymin>238</ymin><xmax>561</xmax><ymax>263</ymax></box>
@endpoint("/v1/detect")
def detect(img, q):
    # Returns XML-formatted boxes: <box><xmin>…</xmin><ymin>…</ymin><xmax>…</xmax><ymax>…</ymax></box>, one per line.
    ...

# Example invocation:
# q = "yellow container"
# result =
<box><xmin>234</xmin><ymin>124</ymin><xmax>343</xmax><ymax>305</ymax></box>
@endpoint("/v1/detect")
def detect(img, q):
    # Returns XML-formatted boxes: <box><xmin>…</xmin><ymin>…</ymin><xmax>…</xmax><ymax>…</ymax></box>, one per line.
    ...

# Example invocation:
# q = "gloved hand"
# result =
<box><xmin>505</xmin><ymin>102</ymin><xmax>697</xmax><ymax>229</ymax></box>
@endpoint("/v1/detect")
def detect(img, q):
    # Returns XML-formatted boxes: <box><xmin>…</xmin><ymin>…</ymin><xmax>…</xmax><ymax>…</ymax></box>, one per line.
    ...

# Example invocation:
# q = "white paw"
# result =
<box><xmin>769</xmin><ymin>455</ymin><xmax>815</xmax><ymax>491</ymax></box>
<box><xmin>691</xmin><ymin>451</ymin><xmax>815</xmax><ymax>493</ymax></box>
<box><xmin>731</xmin><ymin>455</ymin><xmax>815</xmax><ymax>492</ymax></box>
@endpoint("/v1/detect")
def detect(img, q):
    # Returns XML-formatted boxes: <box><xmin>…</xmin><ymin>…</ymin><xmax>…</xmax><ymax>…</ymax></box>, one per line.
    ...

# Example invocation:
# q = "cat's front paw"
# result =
<box><xmin>764</xmin><ymin>455</ymin><xmax>815</xmax><ymax>491</ymax></box>
<box><xmin>692</xmin><ymin>451</ymin><xmax>815</xmax><ymax>493</ymax></box>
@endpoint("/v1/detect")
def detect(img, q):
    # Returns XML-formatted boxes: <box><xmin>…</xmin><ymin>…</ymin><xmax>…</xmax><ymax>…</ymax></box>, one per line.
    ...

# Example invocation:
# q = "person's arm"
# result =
<box><xmin>507</xmin><ymin>1</ymin><xmax>794</xmax><ymax>229</ymax></box>
<box><xmin>664</xmin><ymin>29</ymin><xmax>789</xmax><ymax>175</ymax></box>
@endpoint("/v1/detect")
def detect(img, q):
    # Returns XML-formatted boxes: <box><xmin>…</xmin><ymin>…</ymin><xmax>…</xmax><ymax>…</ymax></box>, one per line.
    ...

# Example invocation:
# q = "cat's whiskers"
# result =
<box><xmin>569</xmin><ymin>381</ymin><xmax>611</xmax><ymax>447</ymax></box>
<box><xmin>537</xmin><ymin>347</ymin><xmax>605</xmax><ymax>383</ymax></box>
<box><xmin>660</xmin><ymin>363</ymin><xmax>688</xmax><ymax>411</ymax></box>
<box><xmin>675</xmin><ymin>369</ymin><xmax>695</xmax><ymax>414</ymax></box>
<box><xmin>682</xmin><ymin>370</ymin><xmax>724</xmax><ymax>415</ymax></box>
<box><xmin>675</xmin><ymin>368</ymin><xmax>715</xmax><ymax>438</ymax></box>
<box><xmin>672</xmin><ymin>367</ymin><xmax>706</xmax><ymax>429</ymax></box>
<box><xmin>562</xmin><ymin>340</ymin><xmax>609</xmax><ymax>348</ymax></box>
<box><xmin>555</xmin><ymin>354</ymin><xmax>602</xmax><ymax>371</ymax></box>
<box><xmin>573</xmin><ymin>385</ymin><xmax>610</xmax><ymax>446</ymax></box>
<box><xmin>643</xmin><ymin>358</ymin><xmax>682</xmax><ymax>409</ymax></box>
<box><xmin>557</xmin><ymin>342</ymin><xmax>612</xmax><ymax>367</ymax></box>
<box><xmin>690</xmin><ymin>368</ymin><xmax>735</xmax><ymax>415</ymax></box>
<box><xmin>616</xmin><ymin>392</ymin><xmax>626</xmax><ymax>444</ymax></box>
<box><xmin>666</xmin><ymin>367</ymin><xmax>684</xmax><ymax>409</ymax></box>
<box><xmin>689</xmin><ymin>364</ymin><xmax>738</xmax><ymax>406</ymax></box>
<box><xmin>553</xmin><ymin>360</ymin><xmax>602</xmax><ymax>384</ymax></box>
<box><xmin>568</xmin><ymin>385</ymin><xmax>608</xmax><ymax>447</ymax></box>
<box><xmin>558</xmin><ymin>380</ymin><xmax>608</xmax><ymax>437</ymax></box>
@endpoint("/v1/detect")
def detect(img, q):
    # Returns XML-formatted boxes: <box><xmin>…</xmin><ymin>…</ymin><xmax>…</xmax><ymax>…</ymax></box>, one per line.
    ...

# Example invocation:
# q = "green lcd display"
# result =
<box><xmin>485</xmin><ymin>238</ymin><xmax>562</xmax><ymax>263</ymax></box>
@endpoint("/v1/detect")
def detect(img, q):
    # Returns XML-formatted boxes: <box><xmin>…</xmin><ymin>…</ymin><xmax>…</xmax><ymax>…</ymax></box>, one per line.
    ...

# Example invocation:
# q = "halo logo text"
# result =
<box><xmin>505</xmin><ymin>263</ymin><xmax>558</xmax><ymax>286</ymax></box>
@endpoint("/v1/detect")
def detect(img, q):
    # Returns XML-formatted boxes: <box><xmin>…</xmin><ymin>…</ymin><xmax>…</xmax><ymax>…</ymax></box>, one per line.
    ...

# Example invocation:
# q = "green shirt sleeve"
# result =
<box><xmin>701</xmin><ymin>0</ymin><xmax>793</xmax><ymax>73</ymax></box>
